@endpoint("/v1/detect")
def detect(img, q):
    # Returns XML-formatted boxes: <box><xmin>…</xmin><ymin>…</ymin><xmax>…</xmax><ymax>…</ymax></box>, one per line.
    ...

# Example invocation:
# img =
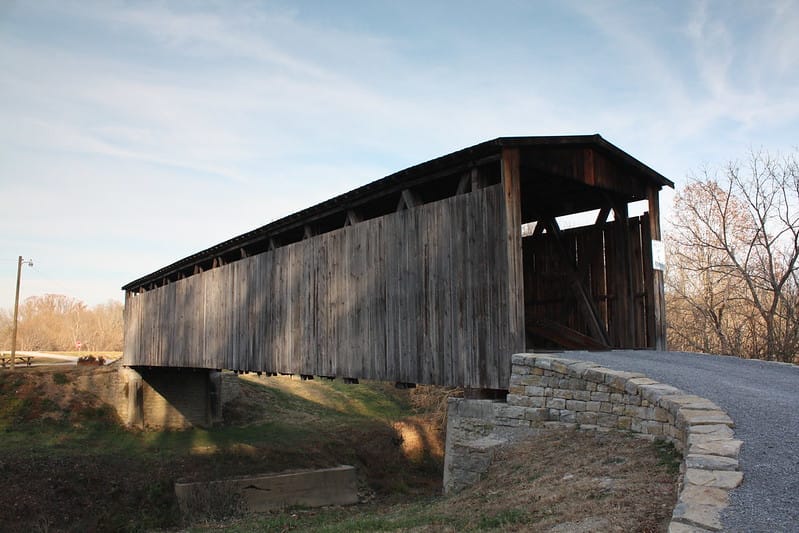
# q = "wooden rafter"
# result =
<box><xmin>345</xmin><ymin>209</ymin><xmax>362</xmax><ymax>227</ymax></box>
<box><xmin>396</xmin><ymin>189</ymin><xmax>422</xmax><ymax>211</ymax></box>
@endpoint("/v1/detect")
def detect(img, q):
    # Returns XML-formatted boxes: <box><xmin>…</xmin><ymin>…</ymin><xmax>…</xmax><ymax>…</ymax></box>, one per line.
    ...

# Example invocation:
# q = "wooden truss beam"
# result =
<box><xmin>542</xmin><ymin>216</ymin><xmax>611</xmax><ymax>347</ymax></box>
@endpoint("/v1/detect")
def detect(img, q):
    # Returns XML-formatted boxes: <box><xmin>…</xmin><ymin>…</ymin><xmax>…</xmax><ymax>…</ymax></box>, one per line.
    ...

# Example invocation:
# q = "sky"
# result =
<box><xmin>1</xmin><ymin>0</ymin><xmax>798</xmax><ymax>309</ymax></box>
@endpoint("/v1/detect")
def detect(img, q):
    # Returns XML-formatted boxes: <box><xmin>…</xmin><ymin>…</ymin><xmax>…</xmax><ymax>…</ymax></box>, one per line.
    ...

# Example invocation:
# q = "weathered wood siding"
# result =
<box><xmin>124</xmin><ymin>184</ymin><xmax>521</xmax><ymax>389</ymax></box>
<box><xmin>523</xmin><ymin>214</ymin><xmax>655</xmax><ymax>348</ymax></box>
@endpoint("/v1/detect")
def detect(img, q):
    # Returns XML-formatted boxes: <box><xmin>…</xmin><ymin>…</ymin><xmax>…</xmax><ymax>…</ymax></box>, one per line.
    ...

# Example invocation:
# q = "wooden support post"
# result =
<box><xmin>268</xmin><ymin>238</ymin><xmax>278</xmax><ymax>251</ymax></box>
<box><xmin>240</xmin><ymin>248</ymin><xmax>248</xmax><ymax>258</ymax></box>
<box><xmin>303</xmin><ymin>225</ymin><xmax>315</xmax><ymax>240</ymax></box>
<box><xmin>471</xmin><ymin>167</ymin><xmax>489</xmax><ymax>191</ymax></box>
<box><xmin>648</xmin><ymin>187</ymin><xmax>667</xmax><ymax>350</ymax></box>
<box><xmin>456</xmin><ymin>172</ymin><xmax>471</xmax><ymax>195</ymax></box>
<box><xmin>501</xmin><ymin>148</ymin><xmax>525</xmax><ymax>361</ymax></box>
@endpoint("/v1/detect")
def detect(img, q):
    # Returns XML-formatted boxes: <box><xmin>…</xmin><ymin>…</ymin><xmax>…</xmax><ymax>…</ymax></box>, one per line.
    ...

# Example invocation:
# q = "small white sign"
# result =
<box><xmin>652</xmin><ymin>240</ymin><xmax>666</xmax><ymax>271</ymax></box>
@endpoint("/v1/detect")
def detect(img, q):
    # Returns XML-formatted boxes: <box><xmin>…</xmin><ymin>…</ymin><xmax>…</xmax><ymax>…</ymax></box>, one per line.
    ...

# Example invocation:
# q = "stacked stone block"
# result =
<box><xmin>444</xmin><ymin>354</ymin><xmax>744</xmax><ymax>532</ymax></box>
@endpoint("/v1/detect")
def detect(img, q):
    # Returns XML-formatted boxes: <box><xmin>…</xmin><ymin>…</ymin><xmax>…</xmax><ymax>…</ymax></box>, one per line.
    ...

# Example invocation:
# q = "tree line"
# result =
<box><xmin>0</xmin><ymin>294</ymin><xmax>123</xmax><ymax>352</ymax></box>
<box><xmin>666</xmin><ymin>148</ymin><xmax>799</xmax><ymax>363</ymax></box>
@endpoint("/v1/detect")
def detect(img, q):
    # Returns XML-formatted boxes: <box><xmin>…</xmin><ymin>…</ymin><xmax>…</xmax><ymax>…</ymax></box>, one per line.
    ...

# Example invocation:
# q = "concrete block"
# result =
<box><xmin>547</xmin><ymin>397</ymin><xmax>566</xmax><ymax>409</ymax></box>
<box><xmin>678</xmin><ymin>409</ymin><xmax>735</xmax><ymax>428</ymax></box>
<box><xmin>522</xmin><ymin>408</ymin><xmax>549</xmax><ymax>422</ymax></box>
<box><xmin>506</xmin><ymin>394</ymin><xmax>545</xmax><ymax>408</ymax></box>
<box><xmin>684</xmin><ymin>469</ymin><xmax>743</xmax><ymax>490</ymax></box>
<box><xmin>511</xmin><ymin>353</ymin><xmax>534</xmax><ymax>366</ymax></box>
<box><xmin>685</xmin><ymin>454</ymin><xmax>739</xmax><ymax>471</ymax></box>
<box><xmin>572</xmin><ymin>390</ymin><xmax>591</xmax><ymax>401</ymax></box>
<box><xmin>639</xmin><ymin>383</ymin><xmax>684</xmax><ymax>404</ymax></box>
<box><xmin>688</xmin><ymin>440</ymin><xmax>743</xmax><ymax>459</ymax></box>
<box><xmin>493</xmin><ymin>404</ymin><xmax>527</xmax><ymax>420</ymax></box>
<box><xmin>565</xmin><ymin>400</ymin><xmax>587</xmax><ymax>412</ymax></box>
<box><xmin>668</xmin><ymin>521</ymin><xmax>714</xmax><ymax>533</ymax></box>
<box><xmin>175</xmin><ymin>465</ymin><xmax>358</xmax><ymax>516</ymax></box>
<box><xmin>624</xmin><ymin>377</ymin><xmax>659</xmax><ymax>395</ymax></box>
<box><xmin>524</xmin><ymin>385</ymin><xmax>546</xmax><ymax>396</ymax></box>
<box><xmin>591</xmin><ymin>392</ymin><xmax>610</xmax><ymax>402</ymax></box>
<box><xmin>596</xmin><ymin>413</ymin><xmax>618</xmax><ymax>428</ymax></box>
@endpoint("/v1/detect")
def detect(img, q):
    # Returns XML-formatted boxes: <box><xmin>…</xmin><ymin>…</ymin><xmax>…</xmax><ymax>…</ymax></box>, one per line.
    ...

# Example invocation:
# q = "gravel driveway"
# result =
<box><xmin>552</xmin><ymin>350</ymin><xmax>798</xmax><ymax>532</ymax></box>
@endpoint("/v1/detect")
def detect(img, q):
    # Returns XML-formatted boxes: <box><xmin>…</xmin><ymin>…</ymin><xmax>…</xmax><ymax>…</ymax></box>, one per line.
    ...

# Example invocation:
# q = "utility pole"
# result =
<box><xmin>10</xmin><ymin>256</ymin><xmax>33</xmax><ymax>370</ymax></box>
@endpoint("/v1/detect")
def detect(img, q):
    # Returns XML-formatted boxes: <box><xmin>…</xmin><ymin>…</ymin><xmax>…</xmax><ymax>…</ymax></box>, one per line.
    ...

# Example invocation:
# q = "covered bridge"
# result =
<box><xmin>121</xmin><ymin>135</ymin><xmax>672</xmax><ymax>425</ymax></box>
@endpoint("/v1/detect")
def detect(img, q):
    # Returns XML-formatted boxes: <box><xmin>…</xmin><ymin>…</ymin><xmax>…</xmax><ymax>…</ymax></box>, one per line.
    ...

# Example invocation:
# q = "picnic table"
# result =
<box><xmin>0</xmin><ymin>354</ymin><xmax>34</xmax><ymax>367</ymax></box>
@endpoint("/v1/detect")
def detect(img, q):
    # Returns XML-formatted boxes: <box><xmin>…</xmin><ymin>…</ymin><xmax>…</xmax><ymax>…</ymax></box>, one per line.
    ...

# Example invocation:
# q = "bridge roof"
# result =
<box><xmin>123</xmin><ymin>134</ymin><xmax>672</xmax><ymax>292</ymax></box>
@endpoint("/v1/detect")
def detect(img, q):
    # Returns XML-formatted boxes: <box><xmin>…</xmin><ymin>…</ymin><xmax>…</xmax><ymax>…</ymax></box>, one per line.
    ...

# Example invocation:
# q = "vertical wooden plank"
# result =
<box><xmin>461</xmin><ymin>189</ymin><xmax>476</xmax><ymax>387</ymax></box>
<box><xmin>260</xmin><ymin>249</ymin><xmax>276</xmax><ymax>374</ymax></box>
<box><xmin>501</xmin><ymin>148</ymin><xmax>524</xmax><ymax>387</ymax></box>
<box><xmin>473</xmin><ymin>187</ymin><xmax>488</xmax><ymax>387</ymax></box>
<box><xmin>405</xmin><ymin>208</ymin><xmax>420</xmax><ymax>383</ymax></box>
<box><xmin>314</xmin><ymin>233</ymin><xmax>328</xmax><ymax>377</ymax></box>
<box><xmin>604</xmin><ymin>221</ymin><xmax>620</xmax><ymax>346</ymax></box>
<box><xmin>449</xmin><ymin>192</ymin><xmax>468</xmax><ymax>386</ymax></box>
<box><xmin>589</xmin><ymin>225</ymin><xmax>609</xmax><ymax>332</ymax></box>
<box><xmin>300</xmin><ymin>238</ymin><xmax>315</xmax><ymax>376</ymax></box>
<box><xmin>629</xmin><ymin>217</ymin><xmax>647</xmax><ymax>347</ymax></box>
<box><xmin>383</xmin><ymin>214</ymin><xmax>399</xmax><ymax>382</ymax></box>
<box><xmin>614</xmin><ymin>203</ymin><xmax>635</xmax><ymax>348</ymax></box>
<box><xmin>330</xmin><ymin>228</ymin><xmax>343</xmax><ymax>378</ymax></box>
<box><xmin>435</xmin><ymin>198</ymin><xmax>453</xmax><ymax>386</ymax></box>
<box><xmin>122</xmin><ymin>292</ymin><xmax>139</xmax><ymax>364</ymax></box>
<box><xmin>374</xmin><ymin>218</ymin><xmax>389</xmax><ymax>381</ymax></box>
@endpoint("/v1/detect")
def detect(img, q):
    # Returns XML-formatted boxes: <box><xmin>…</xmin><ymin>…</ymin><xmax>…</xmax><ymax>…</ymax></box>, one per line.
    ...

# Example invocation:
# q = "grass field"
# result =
<box><xmin>0</xmin><ymin>367</ymin><xmax>678</xmax><ymax>532</ymax></box>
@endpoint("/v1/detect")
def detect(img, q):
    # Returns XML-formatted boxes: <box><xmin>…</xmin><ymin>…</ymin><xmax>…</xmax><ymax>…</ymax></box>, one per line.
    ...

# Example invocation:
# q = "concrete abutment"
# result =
<box><xmin>119</xmin><ymin>366</ymin><xmax>222</xmax><ymax>429</ymax></box>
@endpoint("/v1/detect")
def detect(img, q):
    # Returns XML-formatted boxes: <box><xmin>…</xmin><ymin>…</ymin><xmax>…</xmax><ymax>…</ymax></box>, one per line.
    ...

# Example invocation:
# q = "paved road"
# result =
<box><xmin>554</xmin><ymin>350</ymin><xmax>798</xmax><ymax>532</ymax></box>
<box><xmin>0</xmin><ymin>351</ymin><xmax>80</xmax><ymax>368</ymax></box>
<box><xmin>16</xmin><ymin>351</ymin><xmax>80</xmax><ymax>362</ymax></box>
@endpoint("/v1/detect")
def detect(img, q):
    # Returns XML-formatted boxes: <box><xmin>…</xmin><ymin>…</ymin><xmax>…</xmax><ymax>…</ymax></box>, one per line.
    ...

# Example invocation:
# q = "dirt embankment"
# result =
<box><xmin>0</xmin><ymin>367</ymin><xmax>446</xmax><ymax>532</ymax></box>
<box><xmin>1</xmin><ymin>367</ymin><xmax>677</xmax><ymax>532</ymax></box>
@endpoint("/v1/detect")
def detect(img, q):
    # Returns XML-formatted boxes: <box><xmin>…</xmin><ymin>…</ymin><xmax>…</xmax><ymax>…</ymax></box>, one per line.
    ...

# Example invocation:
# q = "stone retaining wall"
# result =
<box><xmin>444</xmin><ymin>354</ymin><xmax>743</xmax><ymax>532</ymax></box>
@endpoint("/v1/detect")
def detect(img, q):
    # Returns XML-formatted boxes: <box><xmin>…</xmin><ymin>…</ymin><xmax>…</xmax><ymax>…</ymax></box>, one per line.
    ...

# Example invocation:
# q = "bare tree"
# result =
<box><xmin>3</xmin><ymin>294</ymin><xmax>123</xmax><ymax>352</ymax></box>
<box><xmin>667</xmin><ymin>149</ymin><xmax>799</xmax><ymax>362</ymax></box>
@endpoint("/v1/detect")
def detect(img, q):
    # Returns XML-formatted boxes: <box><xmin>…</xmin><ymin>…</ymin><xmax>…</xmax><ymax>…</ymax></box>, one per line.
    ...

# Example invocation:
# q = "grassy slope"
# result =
<box><xmin>0</xmin><ymin>368</ymin><xmax>678</xmax><ymax>532</ymax></box>
<box><xmin>0</xmin><ymin>369</ymin><xmax>443</xmax><ymax>532</ymax></box>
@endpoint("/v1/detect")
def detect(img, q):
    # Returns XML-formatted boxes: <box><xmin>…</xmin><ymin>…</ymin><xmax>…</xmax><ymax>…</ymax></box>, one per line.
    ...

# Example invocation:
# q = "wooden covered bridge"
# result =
<box><xmin>121</xmin><ymin>135</ymin><xmax>672</xmax><ymax>427</ymax></box>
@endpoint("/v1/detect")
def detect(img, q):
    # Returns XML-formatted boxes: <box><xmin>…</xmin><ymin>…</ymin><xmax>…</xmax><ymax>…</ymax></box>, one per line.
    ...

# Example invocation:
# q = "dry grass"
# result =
<box><xmin>440</xmin><ymin>429</ymin><xmax>678</xmax><ymax>532</ymax></box>
<box><xmin>195</xmin><ymin>427</ymin><xmax>679</xmax><ymax>533</ymax></box>
<box><xmin>1</xmin><ymin>369</ymin><xmax>678</xmax><ymax>532</ymax></box>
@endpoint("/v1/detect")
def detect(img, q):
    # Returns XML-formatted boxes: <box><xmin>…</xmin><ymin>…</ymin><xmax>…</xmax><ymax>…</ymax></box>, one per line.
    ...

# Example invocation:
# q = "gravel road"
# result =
<box><xmin>554</xmin><ymin>349</ymin><xmax>798</xmax><ymax>532</ymax></box>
